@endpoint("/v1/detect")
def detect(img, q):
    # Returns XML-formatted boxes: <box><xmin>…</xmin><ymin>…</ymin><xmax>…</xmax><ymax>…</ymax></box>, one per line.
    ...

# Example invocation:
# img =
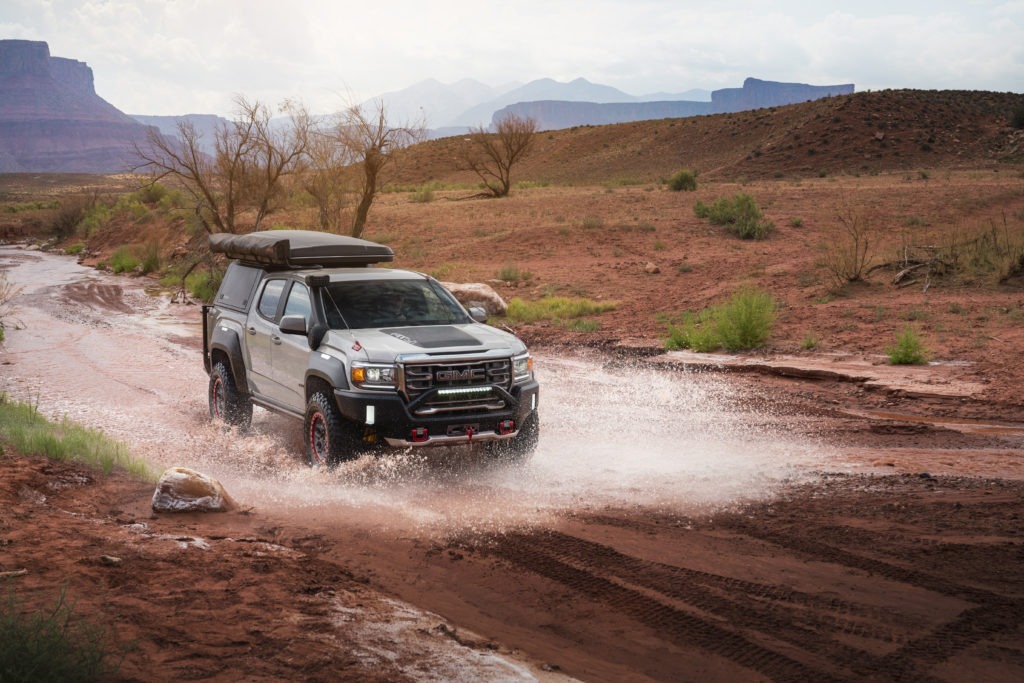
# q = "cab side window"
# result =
<box><xmin>258</xmin><ymin>279</ymin><xmax>286</xmax><ymax>319</ymax></box>
<box><xmin>283</xmin><ymin>282</ymin><xmax>311</xmax><ymax>320</ymax></box>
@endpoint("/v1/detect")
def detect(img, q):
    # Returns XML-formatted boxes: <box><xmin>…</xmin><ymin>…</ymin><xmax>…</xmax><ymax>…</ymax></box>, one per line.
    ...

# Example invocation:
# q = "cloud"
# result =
<box><xmin>2</xmin><ymin>0</ymin><xmax>1021</xmax><ymax>116</ymax></box>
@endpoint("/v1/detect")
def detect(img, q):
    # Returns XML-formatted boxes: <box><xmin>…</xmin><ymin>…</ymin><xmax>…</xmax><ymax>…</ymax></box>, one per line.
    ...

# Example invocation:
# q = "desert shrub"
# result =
<box><xmin>800</xmin><ymin>332</ymin><xmax>820</xmax><ymax>350</ymax></box>
<box><xmin>942</xmin><ymin>220</ymin><xmax>1024</xmax><ymax>282</ymax></box>
<box><xmin>665</xmin><ymin>286</ymin><xmax>776</xmax><ymax>352</ymax></box>
<box><xmin>134</xmin><ymin>182</ymin><xmax>169</xmax><ymax>204</ymax></box>
<box><xmin>109</xmin><ymin>246</ymin><xmax>139</xmax><ymax>274</ymax></box>
<box><xmin>886</xmin><ymin>326</ymin><xmax>929</xmax><ymax>365</ymax></box>
<box><xmin>49</xmin><ymin>196</ymin><xmax>94</xmax><ymax>239</ymax></box>
<box><xmin>693</xmin><ymin>193</ymin><xmax>773</xmax><ymax>239</ymax></box>
<box><xmin>1012</xmin><ymin>105</ymin><xmax>1024</xmax><ymax>129</ymax></box>
<box><xmin>581</xmin><ymin>215</ymin><xmax>604</xmax><ymax>230</ymax></box>
<box><xmin>185</xmin><ymin>268</ymin><xmax>223</xmax><ymax>303</ymax></box>
<box><xmin>139</xmin><ymin>241</ymin><xmax>161</xmax><ymax>274</ymax></box>
<box><xmin>0</xmin><ymin>586</ymin><xmax>120</xmax><ymax>682</ymax></box>
<box><xmin>497</xmin><ymin>263</ymin><xmax>533</xmax><ymax>283</ymax></box>
<box><xmin>0</xmin><ymin>271</ymin><xmax>21</xmax><ymax>343</ymax></box>
<box><xmin>564</xmin><ymin>318</ymin><xmax>601</xmax><ymax>332</ymax></box>
<box><xmin>410</xmin><ymin>185</ymin><xmax>435</xmax><ymax>203</ymax></box>
<box><xmin>822</xmin><ymin>208</ymin><xmax>874</xmax><ymax>288</ymax></box>
<box><xmin>667</xmin><ymin>169</ymin><xmax>697</xmax><ymax>192</ymax></box>
<box><xmin>63</xmin><ymin>242</ymin><xmax>85</xmax><ymax>256</ymax></box>
<box><xmin>505</xmin><ymin>296</ymin><xmax>616</xmax><ymax>324</ymax></box>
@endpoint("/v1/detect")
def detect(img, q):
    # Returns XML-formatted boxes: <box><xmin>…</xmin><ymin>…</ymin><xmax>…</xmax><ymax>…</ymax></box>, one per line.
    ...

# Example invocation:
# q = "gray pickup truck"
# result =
<box><xmin>202</xmin><ymin>230</ymin><xmax>540</xmax><ymax>466</ymax></box>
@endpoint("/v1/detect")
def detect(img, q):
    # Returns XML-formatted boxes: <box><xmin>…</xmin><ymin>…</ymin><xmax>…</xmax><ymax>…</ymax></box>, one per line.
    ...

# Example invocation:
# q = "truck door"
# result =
<box><xmin>271</xmin><ymin>281</ymin><xmax>312</xmax><ymax>411</ymax></box>
<box><xmin>245</xmin><ymin>278</ymin><xmax>286</xmax><ymax>398</ymax></box>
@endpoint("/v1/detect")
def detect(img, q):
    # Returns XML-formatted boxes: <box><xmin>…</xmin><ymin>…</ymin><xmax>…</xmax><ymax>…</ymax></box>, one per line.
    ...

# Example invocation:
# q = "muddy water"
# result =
<box><xmin>2</xmin><ymin>248</ymin><xmax>826</xmax><ymax>532</ymax></box>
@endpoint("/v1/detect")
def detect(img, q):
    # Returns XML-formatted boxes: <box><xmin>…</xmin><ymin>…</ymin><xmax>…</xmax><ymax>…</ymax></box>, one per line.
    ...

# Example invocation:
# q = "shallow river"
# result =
<box><xmin>1</xmin><ymin>247</ymin><xmax>829</xmax><ymax>532</ymax></box>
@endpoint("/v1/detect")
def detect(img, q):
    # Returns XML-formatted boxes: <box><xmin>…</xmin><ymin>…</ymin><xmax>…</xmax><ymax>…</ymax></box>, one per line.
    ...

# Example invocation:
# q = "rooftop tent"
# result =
<box><xmin>209</xmin><ymin>230</ymin><xmax>394</xmax><ymax>267</ymax></box>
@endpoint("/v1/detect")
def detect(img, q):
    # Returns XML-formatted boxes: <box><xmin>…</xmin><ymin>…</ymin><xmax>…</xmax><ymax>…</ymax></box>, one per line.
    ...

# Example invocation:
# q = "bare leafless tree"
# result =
<box><xmin>328</xmin><ymin>100</ymin><xmax>423</xmax><ymax>237</ymax></box>
<box><xmin>133</xmin><ymin>96</ymin><xmax>312</xmax><ymax>234</ymax></box>
<box><xmin>302</xmin><ymin>127</ymin><xmax>359</xmax><ymax>234</ymax></box>
<box><xmin>462</xmin><ymin>113</ymin><xmax>537</xmax><ymax>198</ymax></box>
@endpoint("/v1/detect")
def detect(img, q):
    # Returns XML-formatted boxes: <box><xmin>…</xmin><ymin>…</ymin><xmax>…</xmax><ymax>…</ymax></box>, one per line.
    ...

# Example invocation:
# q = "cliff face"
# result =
<box><xmin>493</xmin><ymin>77</ymin><xmax>856</xmax><ymax>130</ymax></box>
<box><xmin>0</xmin><ymin>39</ymin><xmax>155</xmax><ymax>172</ymax></box>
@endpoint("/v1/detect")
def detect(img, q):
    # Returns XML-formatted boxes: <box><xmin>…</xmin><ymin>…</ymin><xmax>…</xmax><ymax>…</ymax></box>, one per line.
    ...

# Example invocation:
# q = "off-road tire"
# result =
<box><xmin>304</xmin><ymin>391</ymin><xmax>361</xmax><ymax>467</ymax></box>
<box><xmin>208</xmin><ymin>361</ymin><xmax>252</xmax><ymax>428</ymax></box>
<box><xmin>487</xmin><ymin>411</ymin><xmax>539</xmax><ymax>464</ymax></box>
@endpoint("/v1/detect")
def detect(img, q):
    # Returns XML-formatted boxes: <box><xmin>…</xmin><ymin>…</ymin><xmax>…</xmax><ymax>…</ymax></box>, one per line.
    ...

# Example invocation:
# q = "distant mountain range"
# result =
<box><xmin>0</xmin><ymin>38</ymin><xmax>853</xmax><ymax>173</ymax></box>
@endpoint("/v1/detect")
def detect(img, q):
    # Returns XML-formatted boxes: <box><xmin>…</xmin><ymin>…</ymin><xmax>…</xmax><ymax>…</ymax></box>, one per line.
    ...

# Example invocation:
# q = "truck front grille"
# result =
<box><xmin>401</xmin><ymin>358</ymin><xmax>512</xmax><ymax>414</ymax></box>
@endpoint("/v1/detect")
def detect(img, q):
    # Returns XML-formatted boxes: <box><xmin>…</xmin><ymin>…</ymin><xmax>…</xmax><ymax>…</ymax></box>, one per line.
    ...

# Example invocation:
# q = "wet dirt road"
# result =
<box><xmin>2</xmin><ymin>247</ymin><xmax>1023</xmax><ymax>682</ymax></box>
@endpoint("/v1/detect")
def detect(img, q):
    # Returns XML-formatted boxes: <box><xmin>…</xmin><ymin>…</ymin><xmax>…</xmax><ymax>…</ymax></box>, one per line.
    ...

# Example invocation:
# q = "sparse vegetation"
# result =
<box><xmin>109</xmin><ymin>246</ymin><xmax>140</xmax><ymax>274</ymax></box>
<box><xmin>505</xmin><ymin>296</ymin><xmax>616</xmax><ymax>324</ymax></box>
<box><xmin>886</xmin><ymin>326</ymin><xmax>930</xmax><ymax>365</ymax></box>
<box><xmin>667</xmin><ymin>169</ymin><xmax>697</xmax><ymax>192</ymax></box>
<box><xmin>497</xmin><ymin>263</ymin><xmax>533</xmax><ymax>283</ymax></box>
<box><xmin>0</xmin><ymin>270</ymin><xmax>21</xmax><ymax>343</ymax></box>
<box><xmin>822</xmin><ymin>207</ymin><xmax>874</xmax><ymax>288</ymax></box>
<box><xmin>665</xmin><ymin>286</ymin><xmax>777</xmax><ymax>352</ymax></box>
<box><xmin>0</xmin><ymin>394</ymin><xmax>151</xmax><ymax>478</ymax></box>
<box><xmin>693</xmin><ymin>193</ymin><xmax>774</xmax><ymax>239</ymax></box>
<box><xmin>0</xmin><ymin>586</ymin><xmax>121</xmax><ymax>683</ymax></box>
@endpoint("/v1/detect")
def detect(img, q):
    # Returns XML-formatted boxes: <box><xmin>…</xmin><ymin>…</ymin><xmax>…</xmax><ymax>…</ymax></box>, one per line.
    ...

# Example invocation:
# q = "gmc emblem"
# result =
<box><xmin>435</xmin><ymin>368</ymin><xmax>485</xmax><ymax>382</ymax></box>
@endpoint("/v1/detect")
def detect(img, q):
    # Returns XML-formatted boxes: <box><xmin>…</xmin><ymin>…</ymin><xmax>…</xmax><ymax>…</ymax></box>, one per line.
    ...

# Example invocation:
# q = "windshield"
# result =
<box><xmin>322</xmin><ymin>279</ymin><xmax>471</xmax><ymax>329</ymax></box>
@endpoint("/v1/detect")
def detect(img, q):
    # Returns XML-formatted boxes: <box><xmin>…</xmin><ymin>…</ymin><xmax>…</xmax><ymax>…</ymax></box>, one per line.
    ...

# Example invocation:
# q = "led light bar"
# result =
<box><xmin>437</xmin><ymin>387</ymin><xmax>493</xmax><ymax>397</ymax></box>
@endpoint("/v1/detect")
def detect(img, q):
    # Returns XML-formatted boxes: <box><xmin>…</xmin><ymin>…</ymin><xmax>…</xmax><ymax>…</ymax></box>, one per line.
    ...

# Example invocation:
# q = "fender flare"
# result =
<box><xmin>209</xmin><ymin>326</ymin><xmax>249</xmax><ymax>394</ymax></box>
<box><xmin>306</xmin><ymin>352</ymin><xmax>350</xmax><ymax>396</ymax></box>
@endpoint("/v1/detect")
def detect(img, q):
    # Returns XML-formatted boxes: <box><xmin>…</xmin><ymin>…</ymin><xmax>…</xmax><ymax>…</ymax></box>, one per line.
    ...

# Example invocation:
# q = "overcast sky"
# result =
<box><xmin>2</xmin><ymin>0</ymin><xmax>1022</xmax><ymax>118</ymax></box>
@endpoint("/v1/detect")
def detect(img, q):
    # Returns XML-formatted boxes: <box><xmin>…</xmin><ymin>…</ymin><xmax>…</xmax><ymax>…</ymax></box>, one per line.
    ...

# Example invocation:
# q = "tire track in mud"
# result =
<box><xmin>514</xmin><ymin>529</ymin><xmax>916</xmax><ymax>658</ymax></box>
<box><xmin>473</xmin><ymin>530</ymin><xmax>843</xmax><ymax>682</ymax></box>
<box><xmin>716</xmin><ymin>515</ymin><xmax>1024</xmax><ymax>676</ymax></box>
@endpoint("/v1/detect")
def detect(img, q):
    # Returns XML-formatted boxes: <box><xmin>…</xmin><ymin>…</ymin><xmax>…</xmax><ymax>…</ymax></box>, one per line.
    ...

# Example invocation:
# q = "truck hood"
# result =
<box><xmin>327</xmin><ymin>324</ymin><xmax>526</xmax><ymax>363</ymax></box>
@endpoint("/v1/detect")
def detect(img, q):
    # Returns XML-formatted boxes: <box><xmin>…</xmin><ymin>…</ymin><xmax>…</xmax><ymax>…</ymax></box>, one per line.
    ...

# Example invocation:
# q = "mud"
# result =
<box><xmin>2</xmin><ymin>247</ymin><xmax>1023</xmax><ymax>682</ymax></box>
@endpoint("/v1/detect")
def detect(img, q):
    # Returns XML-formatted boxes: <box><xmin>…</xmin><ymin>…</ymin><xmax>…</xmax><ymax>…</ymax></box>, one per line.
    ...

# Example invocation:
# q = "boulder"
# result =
<box><xmin>441</xmin><ymin>282</ymin><xmax>508</xmax><ymax>316</ymax></box>
<box><xmin>151</xmin><ymin>467</ymin><xmax>235</xmax><ymax>513</ymax></box>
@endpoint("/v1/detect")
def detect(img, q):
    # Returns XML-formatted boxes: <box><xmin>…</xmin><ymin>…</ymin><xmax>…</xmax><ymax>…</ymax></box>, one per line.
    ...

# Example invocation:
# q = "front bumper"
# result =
<box><xmin>334</xmin><ymin>379</ymin><xmax>539</xmax><ymax>447</ymax></box>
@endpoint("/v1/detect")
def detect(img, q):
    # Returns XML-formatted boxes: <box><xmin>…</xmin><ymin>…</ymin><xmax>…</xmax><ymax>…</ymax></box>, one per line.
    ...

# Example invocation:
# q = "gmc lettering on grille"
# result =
<box><xmin>435</xmin><ymin>368</ymin><xmax>486</xmax><ymax>382</ymax></box>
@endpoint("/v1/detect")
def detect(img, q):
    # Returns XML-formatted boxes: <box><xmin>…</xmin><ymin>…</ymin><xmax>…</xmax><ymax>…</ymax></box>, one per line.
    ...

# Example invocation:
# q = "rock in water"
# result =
<box><xmin>151</xmin><ymin>467</ymin><xmax>235</xmax><ymax>513</ymax></box>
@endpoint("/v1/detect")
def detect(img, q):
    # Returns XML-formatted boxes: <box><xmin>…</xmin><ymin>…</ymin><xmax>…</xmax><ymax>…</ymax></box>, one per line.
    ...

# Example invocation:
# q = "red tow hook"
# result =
<box><xmin>466</xmin><ymin>425</ymin><xmax>474</xmax><ymax>444</ymax></box>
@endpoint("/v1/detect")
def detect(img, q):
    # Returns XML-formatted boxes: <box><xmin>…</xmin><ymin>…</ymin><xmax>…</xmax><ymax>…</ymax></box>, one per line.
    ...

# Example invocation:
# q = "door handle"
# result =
<box><xmin>272</xmin><ymin>335</ymin><xmax>282</xmax><ymax>345</ymax></box>
<box><xmin>247</xmin><ymin>327</ymin><xmax>256</xmax><ymax>335</ymax></box>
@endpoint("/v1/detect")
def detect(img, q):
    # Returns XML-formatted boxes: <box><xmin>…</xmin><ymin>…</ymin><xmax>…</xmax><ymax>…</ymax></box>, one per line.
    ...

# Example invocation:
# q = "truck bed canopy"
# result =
<box><xmin>209</xmin><ymin>230</ymin><xmax>393</xmax><ymax>268</ymax></box>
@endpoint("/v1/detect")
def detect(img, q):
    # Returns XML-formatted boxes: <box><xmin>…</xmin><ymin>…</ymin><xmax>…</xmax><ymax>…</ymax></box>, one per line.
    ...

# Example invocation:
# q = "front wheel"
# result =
<box><xmin>208</xmin><ymin>361</ymin><xmax>252</xmax><ymax>428</ymax></box>
<box><xmin>487</xmin><ymin>412</ymin><xmax>540</xmax><ymax>464</ymax></box>
<box><xmin>303</xmin><ymin>392</ymin><xmax>361</xmax><ymax>467</ymax></box>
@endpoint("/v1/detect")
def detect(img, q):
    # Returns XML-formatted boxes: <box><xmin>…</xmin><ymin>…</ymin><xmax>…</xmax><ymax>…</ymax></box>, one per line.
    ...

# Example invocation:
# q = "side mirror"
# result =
<box><xmin>279</xmin><ymin>314</ymin><xmax>307</xmax><ymax>335</ymax></box>
<box><xmin>468</xmin><ymin>306</ymin><xmax>488</xmax><ymax>323</ymax></box>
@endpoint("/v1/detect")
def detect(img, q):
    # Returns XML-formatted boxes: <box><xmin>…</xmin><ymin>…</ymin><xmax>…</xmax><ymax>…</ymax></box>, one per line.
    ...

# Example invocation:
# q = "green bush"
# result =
<box><xmin>0</xmin><ymin>586</ymin><xmax>120</xmax><ymax>682</ymax></box>
<box><xmin>109</xmin><ymin>246</ymin><xmax>139</xmax><ymax>274</ymax></box>
<box><xmin>665</xmin><ymin>287</ymin><xmax>776</xmax><ymax>352</ymax></box>
<box><xmin>185</xmin><ymin>268</ymin><xmax>223</xmax><ymax>303</ymax></box>
<box><xmin>694</xmin><ymin>193</ymin><xmax>774</xmax><ymax>240</ymax></box>
<box><xmin>667</xmin><ymin>169</ymin><xmax>697</xmax><ymax>192</ymax></box>
<box><xmin>886</xmin><ymin>326</ymin><xmax>930</xmax><ymax>365</ymax></box>
<box><xmin>134</xmin><ymin>182</ymin><xmax>168</xmax><ymax>204</ymax></box>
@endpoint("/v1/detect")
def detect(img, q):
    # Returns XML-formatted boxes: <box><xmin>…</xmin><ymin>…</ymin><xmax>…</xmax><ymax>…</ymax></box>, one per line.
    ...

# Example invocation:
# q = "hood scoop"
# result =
<box><xmin>382</xmin><ymin>326</ymin><xmax>482</xmax><ymax>348</ymax></box>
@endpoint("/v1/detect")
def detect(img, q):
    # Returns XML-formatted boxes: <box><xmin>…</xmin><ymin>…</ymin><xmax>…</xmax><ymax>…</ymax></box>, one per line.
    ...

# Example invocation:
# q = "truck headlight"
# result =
<box><xmin>513</xmin><ymin>354</ymin><xmax>533</xmax><ymax>382</ymax></box>
<box><xmin>351</xmin><ymin>363</ymin><xmax>396</xmax><ymax>389</ymax></box>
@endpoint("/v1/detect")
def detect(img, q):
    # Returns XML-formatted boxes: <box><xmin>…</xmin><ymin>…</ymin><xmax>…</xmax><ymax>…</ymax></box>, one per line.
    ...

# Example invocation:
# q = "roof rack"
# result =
<box><xmin>209</xmin><ymin>230</ymin><xmax>394</xmax><ymax>268</ymax></box>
